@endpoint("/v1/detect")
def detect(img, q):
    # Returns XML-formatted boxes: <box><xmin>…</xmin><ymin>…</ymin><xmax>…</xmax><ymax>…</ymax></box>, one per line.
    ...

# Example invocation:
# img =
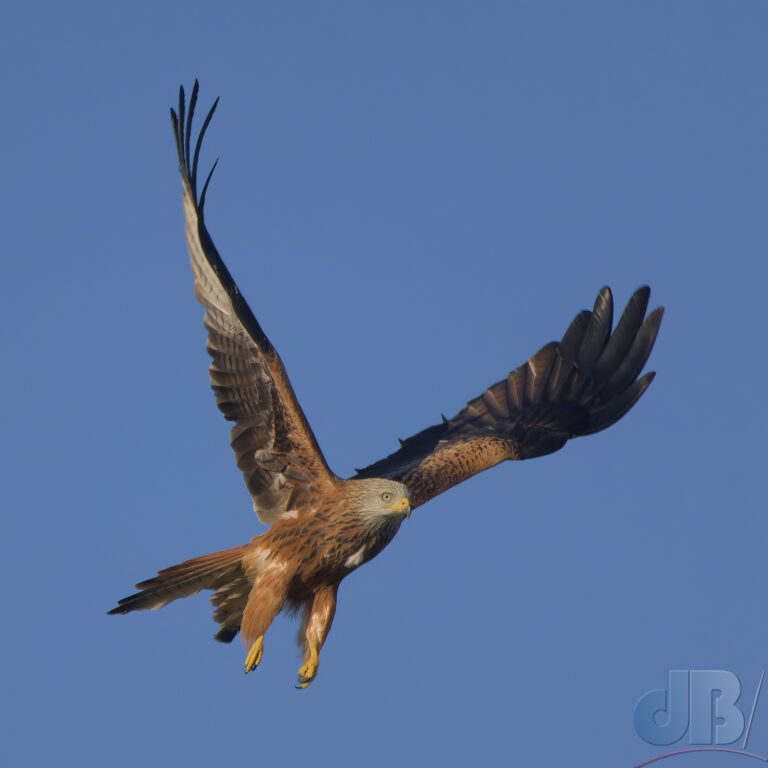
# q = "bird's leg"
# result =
<box><xmin>296</xmin><ymin>584</ymin><xmax>337</xmax><ymax>689</ymax></box>
<box><xmin>244</xmin><ymin>636</ymin><xmax>263</xmax><ymax>673</ymax></box>
<box><xmin>241</xmin><ymin>565</ymin><xmax>289</xmax><ymax>676</ymax></box>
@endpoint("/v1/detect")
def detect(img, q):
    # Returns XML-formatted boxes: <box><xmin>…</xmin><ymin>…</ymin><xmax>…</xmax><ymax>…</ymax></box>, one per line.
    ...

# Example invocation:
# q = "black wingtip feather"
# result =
<box><xmin>171</xmin><ymin>81</ymin><xmax>219</xmax><ymax>209</ymax></box>
<box><xmin>550</xmin><ymin>310</ymin><xmax>590</xmax><ymax>399</ymax></box>
<box><xmin>185</xmin><ymin>80</ymin><xmax>198</xmax><ymax>190</ymax></box>
<box><xmin>577</xmin><ymin>288</ymin><xmax>613</xmax><ymax>374</ymax></box>
<box><xmin>192</xmin><ymin>96</ymin><xmax>219</xmax><ymax>204</ymax></box>
<box><xmin>601</xmin><ymin>306</ymin><xmax>663</xmax><ymax>400</ymax></box>
<box><xmin>584</xmin><ymin>370</ymin><xmax>656</xmax><ymax>436</ymax></box>
<box><xmin>199</xmin><ymin>158</ymin><xmax>218</xmax><ymax>212</ymax></box>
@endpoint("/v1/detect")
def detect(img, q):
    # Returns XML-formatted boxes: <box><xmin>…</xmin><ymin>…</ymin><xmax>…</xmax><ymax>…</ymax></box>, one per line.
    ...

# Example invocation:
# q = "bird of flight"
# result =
<box><xmin>109</xmin><ymin>82</ymin><xmax>663</xmax><ymax>688</ymax></box>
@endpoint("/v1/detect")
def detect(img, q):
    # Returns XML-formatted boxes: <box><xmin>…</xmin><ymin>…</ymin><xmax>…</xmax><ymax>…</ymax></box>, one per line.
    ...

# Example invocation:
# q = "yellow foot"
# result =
<box><xmin>296</xmin><ymin>646</ymin><xmax>319</xmax><ymax>689</ymax></box>
<box><xmin>244</xmin><ymin>636</ymin><xmax>263</xmax><ymax>674</ymax></box>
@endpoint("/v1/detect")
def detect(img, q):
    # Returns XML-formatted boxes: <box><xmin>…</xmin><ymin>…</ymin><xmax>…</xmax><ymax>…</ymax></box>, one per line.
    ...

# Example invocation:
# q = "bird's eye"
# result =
<box><xmin>381</xmin><ymin>492</ymin><xmax>392</xmax><ymax>502</ymax></box>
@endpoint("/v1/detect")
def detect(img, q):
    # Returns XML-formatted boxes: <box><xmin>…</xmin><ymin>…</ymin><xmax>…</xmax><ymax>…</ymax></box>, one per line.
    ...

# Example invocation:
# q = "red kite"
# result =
<box><xmin>109</xmin><ymin>82</ymin><xmax>663</xmax><ymax>688</ymax></box>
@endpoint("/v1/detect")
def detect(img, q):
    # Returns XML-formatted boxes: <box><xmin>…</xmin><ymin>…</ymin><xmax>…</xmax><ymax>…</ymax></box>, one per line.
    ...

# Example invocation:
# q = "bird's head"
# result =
<box><xmin>350</xmin><ymin>478</ymin><xmax>411</xmax><ymax>523</ymax></box>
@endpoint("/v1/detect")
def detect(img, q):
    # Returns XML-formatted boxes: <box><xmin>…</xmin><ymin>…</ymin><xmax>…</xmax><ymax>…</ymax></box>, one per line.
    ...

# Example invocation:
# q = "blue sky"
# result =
<box><xmin>2</xmin><ymin>2</ymin><xmax>767</xmax><ymax>766</ymax></box>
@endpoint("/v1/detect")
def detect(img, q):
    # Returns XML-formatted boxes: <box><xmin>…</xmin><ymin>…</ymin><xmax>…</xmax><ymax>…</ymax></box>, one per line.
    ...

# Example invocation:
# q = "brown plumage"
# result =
<box><xmin>109</xmin><ymin>82</ymin><xmax>664</xmax><ymax>688</ymax></box>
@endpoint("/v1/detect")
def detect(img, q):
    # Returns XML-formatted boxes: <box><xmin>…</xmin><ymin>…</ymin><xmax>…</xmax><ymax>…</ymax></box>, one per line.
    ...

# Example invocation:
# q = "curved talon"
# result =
<box><xmin>244</xmin><ymin>636</ymin><xmax>263</xmax><ymax>674</ymax></box>
<box><xmin>296</xmin><ymin>672</ymin><xmax>314</xmax><ymax>688</ymax></box>
<box><xmin>296</xmin><ymin>646</ymin><xmax>319</xmax><ymax>688</ymax></box>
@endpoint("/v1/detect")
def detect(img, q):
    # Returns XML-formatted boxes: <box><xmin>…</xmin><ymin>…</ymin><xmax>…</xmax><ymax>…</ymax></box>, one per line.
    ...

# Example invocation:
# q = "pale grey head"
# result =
<box><xmin>347</xmin><ymin>478</ymin><xmax>411</xmax><ymax>522</ymax></box>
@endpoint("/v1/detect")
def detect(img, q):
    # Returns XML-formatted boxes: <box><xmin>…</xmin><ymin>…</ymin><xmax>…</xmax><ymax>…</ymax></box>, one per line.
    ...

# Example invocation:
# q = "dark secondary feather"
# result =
<box><xmin>355</xmin><ymin>287</ymin><xmax>663</xmax><ymax>509</ymax></box>
<box><xmin>170</xmin><ymin>82</ymin><xmax>338</xmax><ymax>525</ymax></box>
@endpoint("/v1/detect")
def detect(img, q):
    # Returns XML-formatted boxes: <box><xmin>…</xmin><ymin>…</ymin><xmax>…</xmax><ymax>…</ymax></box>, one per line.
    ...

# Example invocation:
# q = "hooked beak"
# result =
<box><xmin>391</xmin><ymin>495</ymin><xmax>411</xmax><ymax>519</ymax></box>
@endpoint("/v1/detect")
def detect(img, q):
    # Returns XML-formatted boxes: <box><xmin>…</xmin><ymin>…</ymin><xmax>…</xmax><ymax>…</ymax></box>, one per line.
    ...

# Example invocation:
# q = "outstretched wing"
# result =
<box><xmin>171</xmin><ymin>81</ymin><xmax>338</xmax><ymax>524</ymax></box>
<box><xmin>356</xmin><ymin>287</ymin><xmax>663</xmax><ymax>509</ymax></box>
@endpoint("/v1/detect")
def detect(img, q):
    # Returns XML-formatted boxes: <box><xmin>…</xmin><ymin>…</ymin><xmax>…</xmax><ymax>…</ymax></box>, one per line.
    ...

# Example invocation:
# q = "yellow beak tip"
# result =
<box><xmin>390</xmin><ymin>496</ymin><xmax>411</xmax><ymax>516</ymax></box>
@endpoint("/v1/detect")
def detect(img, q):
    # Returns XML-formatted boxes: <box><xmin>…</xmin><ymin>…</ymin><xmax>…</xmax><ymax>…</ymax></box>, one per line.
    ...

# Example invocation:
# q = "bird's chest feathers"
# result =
<box><xmin>330</xmin><ymin>513</ymin><xmax>403</xmax><ymax>572</ymax></box>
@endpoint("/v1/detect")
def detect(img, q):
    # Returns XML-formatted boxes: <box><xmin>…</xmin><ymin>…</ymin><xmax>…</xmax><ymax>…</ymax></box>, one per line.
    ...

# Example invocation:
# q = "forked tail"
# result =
<box><xmin>108</xmin><ymin>544</ymin><xmax>249</xmax><ymax>629</ymax></box>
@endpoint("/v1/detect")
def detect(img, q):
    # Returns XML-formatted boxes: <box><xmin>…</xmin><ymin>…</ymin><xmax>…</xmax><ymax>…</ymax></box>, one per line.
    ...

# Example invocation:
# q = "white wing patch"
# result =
<box><xmin>242</xmin><ymin>547</ymin><xmax>271</xmax><ymax>580</ymax></box>
<box><xmin>344</xmin><ymin>546</ymin><xmax>367</xmax><ymax>569</ymax></box>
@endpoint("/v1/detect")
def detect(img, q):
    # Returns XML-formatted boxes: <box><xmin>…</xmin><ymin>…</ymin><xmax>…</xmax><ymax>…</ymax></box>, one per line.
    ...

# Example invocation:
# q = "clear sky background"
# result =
<box><xmin>2</xmin><ymin>2</ymin><xmax>766</xmax><ymax>766</ymax></box>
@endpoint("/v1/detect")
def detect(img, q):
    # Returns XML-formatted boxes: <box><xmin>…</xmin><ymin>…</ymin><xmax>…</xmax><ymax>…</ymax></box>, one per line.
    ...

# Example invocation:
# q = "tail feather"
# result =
<box><xmin>108</xmin><ymin>544</ymin><xmax>247</xmax><ymax>616</ymax></box>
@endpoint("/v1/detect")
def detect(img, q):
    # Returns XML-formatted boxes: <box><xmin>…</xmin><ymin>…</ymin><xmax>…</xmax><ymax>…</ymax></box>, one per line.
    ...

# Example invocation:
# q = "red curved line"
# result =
<box><xmin>635</xmin><ymin>747</ymin><xmax>768</xmax><ymax>767</ymax></box>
